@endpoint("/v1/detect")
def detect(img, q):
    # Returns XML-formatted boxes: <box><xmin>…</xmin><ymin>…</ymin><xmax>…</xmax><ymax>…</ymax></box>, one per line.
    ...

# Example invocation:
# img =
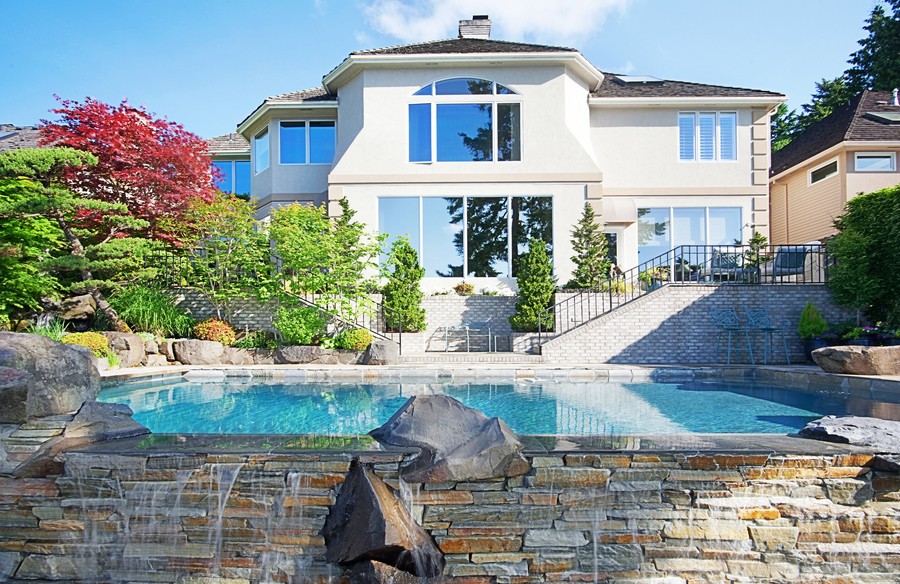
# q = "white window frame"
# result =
<box><xmin>854</xmin><ymin>151</ymin><xmax>896</xmax><ymax>172</ymax></box>
<box><xmin>253</xmin><ymin>128</ymin><xmax>269</xmax><ymax>174</ymax></box>
<box><xmin>278</xmin><ymin>120</ymin><xmax>336</xmax><ymax>166</ymax></box>
<box><xmin>409</xmin><ymin>77</ymin><xmax>523</xmax><ymax>164</ymax></box>
<box><xmin>677</xmin><ymin>111</ymin><xmax>738</xmax><ymax>162</ymax></box>
<box><xmin>808</xmin><ymin>158</ymin><xmax>839</xmax><ymax>185</ymax></box>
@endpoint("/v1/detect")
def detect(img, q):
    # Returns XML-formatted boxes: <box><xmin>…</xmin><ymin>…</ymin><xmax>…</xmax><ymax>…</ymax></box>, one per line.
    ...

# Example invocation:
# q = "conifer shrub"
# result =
<box><xmin>382</xmin><ymin>237</ymin><xmax>426</xmax><ymax>332</ymax></box>
<box><xmin>509</xmin><ymin>239</ymin><xmax>556</xmax><ymax>332</ymax></box>
<box><xmin>797</xmin><ymin>302</ymin><xmax>829</xmax><ymax>339</ymax></box>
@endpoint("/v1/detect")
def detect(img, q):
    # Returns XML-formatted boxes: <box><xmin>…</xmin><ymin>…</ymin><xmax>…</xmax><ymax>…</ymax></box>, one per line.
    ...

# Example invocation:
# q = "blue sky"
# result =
<box><xmin>0</xmin><ymin>0</ymin><xmax>880</xmax><ymax>138</ymax></box>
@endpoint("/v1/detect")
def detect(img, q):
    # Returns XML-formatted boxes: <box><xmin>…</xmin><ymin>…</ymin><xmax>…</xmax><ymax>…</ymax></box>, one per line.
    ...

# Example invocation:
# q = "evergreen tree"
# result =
<box><xmin>846</xmin><ymin>0</ymin><xmax>900</xmax><ymax>94</ymax></box>
<box><xmin>567</xmin><ymin>202</ymin><xmax>609</xmax><ymax>289</ymax></box>
<box><xmin>382</xmin><ymin>237</ymin><xmax>426</xmax><ymax>332</ymax></box>
<box><xmin>509</xmin><ymin>239</ymin><xmax>556</xmax><ymax>332</ymax></box>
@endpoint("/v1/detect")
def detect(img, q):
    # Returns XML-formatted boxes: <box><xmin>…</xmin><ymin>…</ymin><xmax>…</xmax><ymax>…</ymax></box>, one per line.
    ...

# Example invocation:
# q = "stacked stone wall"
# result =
<box><xmin>542</xmin><ymin>285</ymin><xmax>856</xmax><ymax>364</ymax></box>
<box><xmin>1</xmin><ymin>449</ymin><xmax>898</xmax><ymax>582</ymax></box>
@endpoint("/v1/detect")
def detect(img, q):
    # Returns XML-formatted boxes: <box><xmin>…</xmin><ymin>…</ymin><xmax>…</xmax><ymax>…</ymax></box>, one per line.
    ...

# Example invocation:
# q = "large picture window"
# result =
<box><xmin>409</xmin><ymin>78</ymin><xmax>521</xmax><ymax>163</ymax></box>
<box><xmin>279</xmin><ymin>120</ymin><xmax>335</xmax><ymax>165</ymax></box>
<box><xmin>212</xmin><ymin>160</ymin><xmax>251</xmax><ymax>196</ymax></box>
<box><xmin>638</xmin><ymin>206</ymin><xmax>742</xmax><ymax>263</ymax></box>
<box><xmin>378</xmin><ymin>196</ymin><xmax>552</xmax><ymax>277</ymax></box>
<box><xmin>678</xmin><ymin>112</ymin><xmax>737</xmax><ymax>162</ymax></box>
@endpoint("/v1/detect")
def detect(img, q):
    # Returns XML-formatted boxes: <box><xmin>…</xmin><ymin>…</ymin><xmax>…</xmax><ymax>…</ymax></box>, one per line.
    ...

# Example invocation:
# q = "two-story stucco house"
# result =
<box><xmin>209</xmin><ymin>16</ymin><xmax>784</xmax><ymax>290</ymax></box>
<box><xmin>769</xmin><ymin>89</ymin><xmax>900</xmax><ymax>244</ymax></box>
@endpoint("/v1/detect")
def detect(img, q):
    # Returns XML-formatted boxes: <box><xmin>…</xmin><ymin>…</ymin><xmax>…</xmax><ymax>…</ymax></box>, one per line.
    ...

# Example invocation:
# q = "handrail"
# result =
<box><xmin>537</xmin><ymin>243</ymin><xmax>830</xmax><ymax>348</ymax></box>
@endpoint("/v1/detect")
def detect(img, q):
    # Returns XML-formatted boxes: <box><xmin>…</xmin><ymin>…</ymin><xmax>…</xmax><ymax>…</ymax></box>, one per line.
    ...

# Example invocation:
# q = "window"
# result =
<box><xmin>678</xmin><ymin>112</ymin><xmax>737</xmax><ymax>161</ymax></box>
<box><xmin>378</xmin><ymin>196</ymin><xmax>552</xmax><ymax>277</ymax></box>
<box><xmin>254</xmin><ymin>128</ymin><xmax>269</xmax><ymax>174</ymax></box>
<box><xmin>213</xmin><ymin>160</ymin><xmax>251</xmax><ymax>196</ymax></box>
<box><xmin>809</xmin><ymin>159</ymin><xmax>838</xmax><ymax>184</ymax></box>
<box><xmin>279</xmin><ymin>121</ymin><xmax>335</xmax><ymax>165</ymax></box>
<box><xmin>855</xmin><ymin>152</ymin><xmax>895</xmax><ymax>172</ymax></box>
<box><xmin>638</xmin><ymin>206</ymin><xmax>742</xmax><ymax>263</ymax></box>
<box><xmin>409</xmin><ymin>78</ymin><xmax>521</xmax><ymax>163</ymax></box>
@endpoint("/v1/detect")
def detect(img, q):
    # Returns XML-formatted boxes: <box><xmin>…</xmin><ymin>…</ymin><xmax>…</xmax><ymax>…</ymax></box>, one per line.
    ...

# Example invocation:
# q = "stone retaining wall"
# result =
<box><xmin>542</xmin><ymin>285</ymin><xmax>856</xmax><ymax>364</ymax></box>
<box><xmin>1</xmin><ymin>447</ymin><xmax>898</xmax><ymax>582</ymax></box>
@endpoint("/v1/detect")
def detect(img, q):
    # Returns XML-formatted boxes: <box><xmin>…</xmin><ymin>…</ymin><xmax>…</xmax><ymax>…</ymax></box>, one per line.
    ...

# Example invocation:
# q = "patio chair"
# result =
<box><xmin>710</xmin><ymin>308</ymin><xmax>754</xmax><ymax>365</ymax></box>
<box><xmin>441</xmin><ymin>319</ymin><xmax>493</xmax><ymax>352</ymax></box>
<box><xmin>771</xmin><ymin>246</ymin><xmax>808</xmax><ymax>282</ymax></box>
<box><xmin>744</xmin><ymin>308</ymin><xmax>791</xmax><ymax>365</ymax></box>
<box><xmin>707</xmin><ymin>249</ymin><xmax>747</xmax><ymax>281</ymax></box>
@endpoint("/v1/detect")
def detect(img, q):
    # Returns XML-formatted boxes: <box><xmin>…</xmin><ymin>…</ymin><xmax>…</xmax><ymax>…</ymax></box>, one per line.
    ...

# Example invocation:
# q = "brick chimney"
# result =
<box><xmin>459</xmin><ymin>15</ymin><xmax>491</xmax><ymax>39</ymax></box>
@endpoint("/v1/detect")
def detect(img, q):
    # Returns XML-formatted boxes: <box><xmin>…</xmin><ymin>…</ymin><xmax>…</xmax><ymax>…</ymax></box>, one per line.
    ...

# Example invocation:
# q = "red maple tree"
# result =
<box><xmin>40</xmin><ymin>97</ymin><xmax>217</xmax><ymax>243</ymax></box>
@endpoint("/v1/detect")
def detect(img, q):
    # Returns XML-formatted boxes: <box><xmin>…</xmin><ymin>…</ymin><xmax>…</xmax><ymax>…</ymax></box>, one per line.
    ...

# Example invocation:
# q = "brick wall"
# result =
<box><xmin>2</xmin><ymin>448</ymin><xmax>897</xmax><ymax>582</ymax></box>
<box><xmin>542</xmin><ymin>285</ymin><xmax>856</xmax><ymax>364</ymax></box>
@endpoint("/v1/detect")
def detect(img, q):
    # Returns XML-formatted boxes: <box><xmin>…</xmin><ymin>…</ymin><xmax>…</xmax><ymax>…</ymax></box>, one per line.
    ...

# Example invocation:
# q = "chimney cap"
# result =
<box><xmin>459</xmin><ymin>14</ymin><xmax>491</xmax><ymax>39</ymax></box>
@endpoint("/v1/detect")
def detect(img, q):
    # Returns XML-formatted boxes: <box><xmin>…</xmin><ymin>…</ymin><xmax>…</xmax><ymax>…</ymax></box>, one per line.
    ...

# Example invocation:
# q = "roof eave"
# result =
<box><xmin>236</xmin><ymin>100</ymin><xmax>339</xmax><ymax>136</ymax></box>
<box><xmin>589</xmin><ymin>96</ymin><xmax>785</xmax><ymax>108</ymax></box>
<box><xmin>208</xmin><ymin>149</ymin><xmax>251</xmax><ymax>156</ymax></box>
<box><xmin>323</xmin><ymin>52</ymin><xmax>605</xmax><ymax>93</ymax></box>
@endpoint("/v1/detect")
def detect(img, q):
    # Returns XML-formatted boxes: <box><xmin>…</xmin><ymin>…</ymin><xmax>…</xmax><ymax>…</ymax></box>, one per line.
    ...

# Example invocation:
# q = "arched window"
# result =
<box><xmin>409</xmin><ymin>78</ymin><xmax>521</xmax><ymax>163</ymax></box>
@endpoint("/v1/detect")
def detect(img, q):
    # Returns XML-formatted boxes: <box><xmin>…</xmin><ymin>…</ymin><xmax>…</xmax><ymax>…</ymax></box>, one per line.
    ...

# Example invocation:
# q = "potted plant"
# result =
<box><xmin>840</xmin><ymin>325</ymin><xmax>878</xmax><ymax>346</ymax></box>
<box><xmin>798</xmin><ymin>301</ymin><xmax>830</xmax><ymax>360</ymax></box>
<box><xmin>638</xmin><ymin>266</ymin><xmax>669</xmax><ymax>291</ymax></box>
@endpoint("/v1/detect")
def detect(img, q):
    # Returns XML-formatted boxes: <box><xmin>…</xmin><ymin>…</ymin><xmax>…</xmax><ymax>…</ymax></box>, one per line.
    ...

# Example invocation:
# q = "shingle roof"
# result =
<box><xmin>351</xmin><ymin>37</ymin><xmax>576</xmax><ymax>56</ymax></box>
<box><xmin>0</xmin><ymin>124</ymin><xmax>42</xmax><ymax>152</ymax></box>
<box><xmin>237</xmin><ymin>87</ymin><xmax>336</xmax><ymax>129</ymax></box>
<box><xmin>771</xmin><ymin>90</ymin><xmax>900</xmax><ymax>176</ymax></box>
<box><xmin>206</xmin><ymin>132</ymin><xmax>249</xmax><ymax>153</ymax></box>
<box><xmin>592</xmin><ymin>74</ymin><xmax>784</xmax><ymax>99</ymax></box>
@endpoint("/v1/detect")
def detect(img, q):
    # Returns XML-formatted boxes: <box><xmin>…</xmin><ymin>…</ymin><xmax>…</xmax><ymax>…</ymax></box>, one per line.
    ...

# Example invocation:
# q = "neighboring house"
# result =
<box><xmin>212</xmin><ymin>15</ymin><xmax>784</xmax><ymax>289</ymax></box>
<box><xmin>207</xmin><ymin>133</ymin><xmax>251</xmax><ymax>198</ymax></box>
<box><xmin>770</xmin><ymin>90</ymin><xmax>900</xmax><ymax>243</ymax></box>
<box><xmin>0</xmin><ymin>124</ymin><xmax>41</xmax><ymax>152</ymax></box>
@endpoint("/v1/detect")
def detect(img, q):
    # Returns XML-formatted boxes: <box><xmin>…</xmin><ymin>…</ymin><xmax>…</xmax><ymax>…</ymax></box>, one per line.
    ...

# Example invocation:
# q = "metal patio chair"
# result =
<box><xmin>744</xmin><ymin>308</ymin><xmax>791</xmax><ymax>365</ymax></box>
<box><xmin>711</xmin><ymin>307</ymin><xmax>755</xmax><ymax>365</ymax></box>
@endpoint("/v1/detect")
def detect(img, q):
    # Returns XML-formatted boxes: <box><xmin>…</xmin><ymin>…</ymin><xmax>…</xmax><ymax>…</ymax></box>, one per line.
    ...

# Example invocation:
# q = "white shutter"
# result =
<box><xmin>678</xmin><ymin>113</ymin><xmax>695</xmax><ymax>160</ymax></box>
<box><xmin>699</xmin><ymin>113</ymin><xmax>715</xmax><ymax>160</ymax></box>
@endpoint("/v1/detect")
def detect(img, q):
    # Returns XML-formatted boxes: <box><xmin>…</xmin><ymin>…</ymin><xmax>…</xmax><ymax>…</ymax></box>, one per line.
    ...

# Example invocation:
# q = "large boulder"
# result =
<box><xmin>800</xmin><ymin>415</ymin><xmax>900</xmax><ymax>452</ymax></box>
<box><xmin>57</xmin><ymin>294</ymin><xmax>96</xmax><ymax>322</ymax></box>
<box><xmin>322</xmin><ymin>460</ymin><xmax>444</xmax><ymax>578</ymax></box>
<box><xmin>14</xmin><ymin>401</ymin><xmax>149</xmax><ymax>478</ymax></box>
<box><xmin>0</xmin><ymin>367</ymin><xmax>32</xmax><ymax>423</ymax></box>
<box><xmin>101</xmin><ymin>332</ymin><xmax>145</xmax><ymax>368</ymax></box>
<box><xmin>370</xmin><ymin>395</ymin><xmax>531</xmax><ymax>483</ymax></box>
<box><xmin>275</xmin><ymin>345</ymin><xmax>322</xmax><ymax>364</ymax></box>
<box><xmin>173</xmin><ymin>339</ymin><xmax>224</xmax><ymax>365</ymax></box>
<box><xmin>0</xmin><ymin>332</ymin><xmax>100</xmax><ymax>421</ymax></box>
<box><xmin>364</xmin><ymin>339</ymin><xmax>400</xmax><ymax>365</ymax></box>
<box><xmin>812</xmin><ymin>345</ymin><xmax>900</xmax><ymax>375</ymax></box>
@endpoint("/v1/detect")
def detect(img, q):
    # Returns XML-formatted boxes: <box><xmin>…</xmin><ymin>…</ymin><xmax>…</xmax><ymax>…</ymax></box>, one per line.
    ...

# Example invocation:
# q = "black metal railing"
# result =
<box><xmin>537</xmin><ymin>244</ymin><xmax>831</xmax><ymax>347</ymax></box>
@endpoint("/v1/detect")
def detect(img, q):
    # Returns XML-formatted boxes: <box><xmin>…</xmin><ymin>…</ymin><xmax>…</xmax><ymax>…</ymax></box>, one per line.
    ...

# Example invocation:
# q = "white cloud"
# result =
<box><xmin>363</xmin><ymin>0</ymin><xmax>632</xmax><ymax>45</ymax></box>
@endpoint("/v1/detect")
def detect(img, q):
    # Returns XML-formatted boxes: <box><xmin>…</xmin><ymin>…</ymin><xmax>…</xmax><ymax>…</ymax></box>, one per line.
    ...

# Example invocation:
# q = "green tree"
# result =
<box><xmin>827</xmin><ymin>185</ymin><xmax>899</xmax><ymax>325</ymax></box>
<box><xmin>796</xmin><ymin>76</ymin><xmax>855</xmax><ymax>132</ymax></box>
<box><xmin>181</xmin><ymin>191</ymin><xmax>273</xmax><ymax>320</ymax></box>
<box><xmin>567</xmin><ymin>202</ymin><xmax>609</xmax><ymax>289</ymax></box>
<box><xmin>0</xmin><ymin>148</ymin><xmax>141</xmax><ymax>330</ymax></box>
<box><xmin>270</xmin><ymin>198</ymin><xmax>383</xmax><ymax>321</ymax></box>
<box><xmin>771</xmin><ymin>103</ymin><xmax>800</xmax><ymax>153</ymax></box>
<box><xmin>382</xmin><ymin>236</ymin><xmax>426</xmax><ymax>332</ymax></box>
<box><xmin>509</xmin><ymin>239</ymin><xmax>556</xmax><ymax>332</ymax></box>
<box><xmin>846</xmin><ymin>0</ymin><xmax>900</xmax><ymax>93</ymax></box>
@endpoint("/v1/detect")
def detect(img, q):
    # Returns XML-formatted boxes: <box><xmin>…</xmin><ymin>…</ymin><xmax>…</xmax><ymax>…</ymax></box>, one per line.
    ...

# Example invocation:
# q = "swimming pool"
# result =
<box><xmin>97</xmin><ymin>375</ymin><xmax>900</xmax><ymax>436</ymax></box>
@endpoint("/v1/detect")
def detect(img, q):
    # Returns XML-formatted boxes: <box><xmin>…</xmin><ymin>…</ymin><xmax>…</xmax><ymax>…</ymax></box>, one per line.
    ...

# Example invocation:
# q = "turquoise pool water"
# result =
<box><xmin>97</xmin><ymin>376</ymin><xmax>900</xmax><ymax>436</ymax></box>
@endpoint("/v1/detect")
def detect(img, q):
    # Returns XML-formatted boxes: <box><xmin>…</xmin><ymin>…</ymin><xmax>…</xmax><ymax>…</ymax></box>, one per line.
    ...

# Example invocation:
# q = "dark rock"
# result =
<box><xmin>322</xmin><ymin>460</ymin><xmax>444</xmax><ymax>577</ymax></box>
<box><xmin>0</xmin><ymin>366</ymin><xmax>31</xmax><ymax>423</ymax></box>
<box><xmin>0</xmin><ymin>332</ymin><xmax>99</xmax><ymax>420</ymax></box>
<box><xmin>364</xmin><ymin>340</ymin><xmax>400</xmax><ymax>365</ymax></box>
<box><xmin>873</xmin><ymin>455</ymin><xmax>900</xmax><ymax>472</ymax></box>
<box><xmin>348</xmin><ymin>560</ymin><xmax>420</xmax><ymax>584</ymax></box>
<box><xmin>0</xmin><ymin>552</ymin><xmax>21</xmax><ymax>581</ymax></box>
<box><xmin>275</xmin><ymin>345</ymin><xmax>324</xmax><ymax>364</ymax></box>
<box><xmin>14</xmin><ymin>401</ymin><xmax>149</xmax><ymax>478</ymax></box>
<box><xmin>101</xmin><ymin>332</ymin><xmax>145</xmax><ymax>368</ymax></box>
<box><xmin>57</xmin><ymin>294</ymin><xmax>96</xmax><ymax>321</ymax></box>
<box><xmin>173</xmin><ymin>339</ymin><xmax>224</xmax><ymax>365</ymax></box>
<box><xmin>370</xmin><ymin>395</ymin><xmax>531</xmax><ymax>483</ymax></box>
<box><xmin>800</xmin><ymin>415</ymin><xmax>900</xmax><ymax>452</ymax></box>
<box><xmin>812</xmin><ymin>345</ymin><xmax>900</xmax><ymax>375</ymax></box>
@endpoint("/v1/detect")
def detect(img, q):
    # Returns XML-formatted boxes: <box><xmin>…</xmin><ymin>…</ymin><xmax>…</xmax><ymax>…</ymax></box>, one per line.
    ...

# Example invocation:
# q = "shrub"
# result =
<box><xmin>28</xmin><ymin>318</ymin><xmax>67</xmax><ymax>341</ymax></box>
<box><xmin>509</xmin><ymin>239</ymin><xmax>556</xmax><ymax>332</ymax></box>
<box><xmin>136</xmin><ymin>331</ymin><xmax>157</xmax><ymax>343</ymax></box>
<box><xmin>569</xmin><ymin>202</ymin><xmax>610</xmax><ymax>289</ymax></box>
<box><xmin>234</xmin><ymin>330</ymin><xmax>278</xmax><ymax>350</ymax></box>
<box><xmin>454</xmin><ymin>282</ymin><xmax>474</xmax><ymax>296</ymax></box>
<box><xmin>193</xmin><ymin>318</ymin><xmax>236</xmax><ymax>345</ymax></box>
<box><xmin>332</xmin><ymin>328</ymin><xmax>373</xmax><ymax>351</ymax></box>
<box><xmin>797</xmin><ymin>302</ymin><xmax>829</xmax><ymax>339</ymax></box>
<box><xmin>62</xmin><ymin>332</ymin><xmax>110</xmax><ymax>358</ymax></box>
<box><xmin>382</xmin><ymin>237</ymin><xmax>426</xmax><ymax>332</ymax></box>
<box><xmin>109</xmin><ymin>286</ymin><xmax>194</xmax><ymax>337</ymax></box>
<box><xmin>275</xmin><ymin>306</ymin><xmax>326</xmax><ymax>345</ymax></box>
